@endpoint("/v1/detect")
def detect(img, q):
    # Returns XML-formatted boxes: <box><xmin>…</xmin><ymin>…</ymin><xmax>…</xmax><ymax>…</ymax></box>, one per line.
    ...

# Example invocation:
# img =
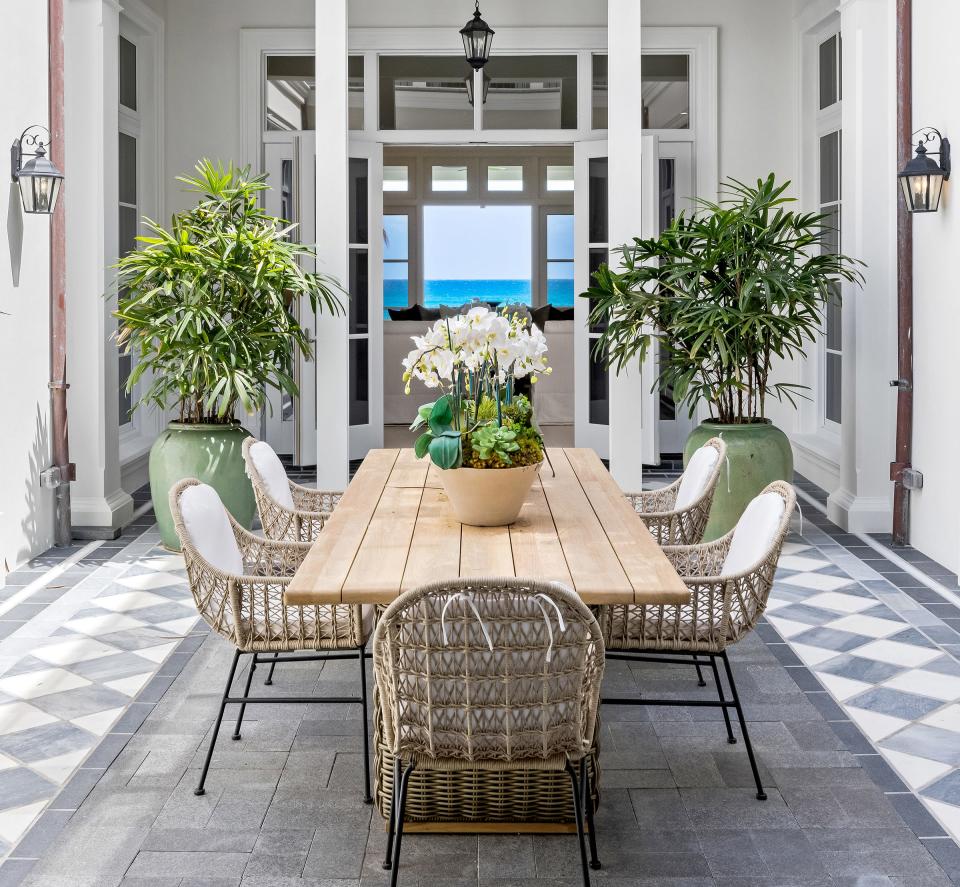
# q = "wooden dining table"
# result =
<box><xmin>286</xmin><ymin>447</ymin><xmax>690</xmax><ymax>608</ymax></box>
<box><xmin>286</xmin><ymin>446</ymin><xmax>689</xmax><ymax>832</ymax></box>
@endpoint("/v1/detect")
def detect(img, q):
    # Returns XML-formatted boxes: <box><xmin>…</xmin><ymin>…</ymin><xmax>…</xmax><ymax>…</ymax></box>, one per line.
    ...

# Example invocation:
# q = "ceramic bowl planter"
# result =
<box><xmin>150</xmin><ymin>422</ymin><xmax>256</xmax><ymax>550</ymax></box>
<box><xmin>684</xmin><ymin>419</ymin><xmax>793</xmax><ymax>540</ymax></box>
<box><xmin>440</xmin><ymin>462</ymin><xmax>542</xmax><ymax>527</ymax></box>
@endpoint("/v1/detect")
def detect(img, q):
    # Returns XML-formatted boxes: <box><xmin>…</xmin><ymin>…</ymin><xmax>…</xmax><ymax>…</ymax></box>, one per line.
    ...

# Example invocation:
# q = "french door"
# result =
<box><xmin>574</xmin><ymin>136</ymin><xmax>661</xmax><ymax>466</ymax></box>
<box><xmin>347</xmin><ymin>141</ymin><xmax>384</xmax><ymax>460</ymax></box>
<box><xmin>263</xmin><ymin>133</ymin><xmax>318</xmax><ymax>465</ymax></box>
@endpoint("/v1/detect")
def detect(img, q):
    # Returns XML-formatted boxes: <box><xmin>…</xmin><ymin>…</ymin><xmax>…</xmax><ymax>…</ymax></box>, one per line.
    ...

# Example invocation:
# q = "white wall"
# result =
<box><xmin>909</xmin><ymin>0</ymin><xmax>960</xmax><ymax>573</ymax></box>
<box><xmin>348</xmin><ymin>0</ymin><xmax>606</xmax><ymax>28</ymax></box>
<box><xmin>0</xmin><ymin>2</ymin><xmax>56</xmax><ymax>573</ymax></box>
<box><xmin>643</xmin><ymin>0</ymin><xmax>797</xmax><ymax>192</ymax></box>
<box><xmin>163</xmin><ymin>0</ymin><xmax>314</xmax><ymax>213</ymax></box>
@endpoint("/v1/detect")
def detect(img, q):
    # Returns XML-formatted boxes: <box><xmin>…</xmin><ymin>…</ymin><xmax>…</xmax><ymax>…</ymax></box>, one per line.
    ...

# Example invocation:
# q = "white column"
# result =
<box><xmin>607</xmin><ymin>0</ymin><xmax>649</xmax><ymax>490</ymax></box>
<box><xmin>827</xmin><ymin>0</ymin><xmax>898</xmax><ymax>532</ymax></box>
<box><xmin>64</xmin><ymin>0</ymin><xmax>134</xmax><ymax>530</ymax></box>
<box><xmin>314</xmin><ymin>0</ymin><xmax>350</xmax><ymax>488</ymax></box>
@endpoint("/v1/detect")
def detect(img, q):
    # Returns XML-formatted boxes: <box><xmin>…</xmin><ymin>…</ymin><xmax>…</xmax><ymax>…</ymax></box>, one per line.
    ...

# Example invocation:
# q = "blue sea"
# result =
<box><xmin>384</xmin><ymin>279</ymin><xmax>574</xmax><ymax>312</ymax></box>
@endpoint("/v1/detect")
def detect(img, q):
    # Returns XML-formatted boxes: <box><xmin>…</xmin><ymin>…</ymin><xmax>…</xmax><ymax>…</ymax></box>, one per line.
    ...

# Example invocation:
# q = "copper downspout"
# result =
<box><xmin>49</xmin><ymin>0</ymin><xmax>73</xmax><ymax>546</ymax></box>
<box><xmin>891</xmin><ymin>0</ymin><xmax>913</xmax><ymax>545</ymax></box>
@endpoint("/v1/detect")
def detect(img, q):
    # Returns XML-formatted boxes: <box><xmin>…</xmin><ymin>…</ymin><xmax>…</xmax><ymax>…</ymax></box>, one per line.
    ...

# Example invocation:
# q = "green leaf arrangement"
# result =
<box><xmin>584</xmin><ymin>174</ymin><xmax>865</xmax><ymax>424</ymax></box>
<box><xmin>113</xmin><ymin>159</ymin><xmax>344</xmax><ymax>424</ymax></box>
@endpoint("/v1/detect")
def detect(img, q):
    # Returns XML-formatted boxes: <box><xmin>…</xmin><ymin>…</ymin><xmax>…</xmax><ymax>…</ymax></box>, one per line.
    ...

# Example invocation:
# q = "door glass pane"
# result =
<box><xmin>588</xmin><ymin>158</ymin><xmax>608</xmax><ymax>244</ymax></box>
<box><xmin>820</xmin><ymin>131</ymin><xmax>840</xmax><ymax>204</ymax></box>
<box><xmin>265</xmin><ymin>55</ymin><xmax>315</xmax><ymax>131</ymax></box>
<box><xmin>349</xmin><ymin>158</ymin><xmax>368</xmax><ymax>244</ymax></box>
<box><xmin>383</xmin><ymin>165</ymin><xmax>409</xmax><ymax>192</ymax></box>
<box><xmin>423</xmin><ymin>205</ymin><xmax>532</xmax><ymax>308</ymax></box>
<box><xmin>384</xmin><ymin>215</ymin><xmax>408</xmax><ymax>261</ymax></box>
<box><xmin>659</xmin><ymin>158</ymin><xmax>676</xmax><ymax>232</ymax></box>
<box><xmin>349</xmin><ymin>338</ymin><xmax>369</xmax><ymax>426</ymax></box>
<box><xmin>547</xmin><ymin>214</ymin><xmax>573</xmax><ymax>261</ymax></box>
<box><xmin>118</xmin><ymin>133</ymin><xmax>137</xmax><ymax>206</ymax></box>
<box><xmin>589</xmin><ymin>346</ymin><xmax>609</xmax><ymax>425</ymax></box>
<box><xmin>825</xmin><ymin>352</ymin><xmax>841</xmax><ymax>423</ymax></box>
<box><xmin>349</xmin><ymin>249</ymin><xmax>368</xmax><ymax>335</ymax></box>
<box><xmin>348</xmin><ymin>55</ymin><xmax>364</xmax><ymax>131</ymax></box>
<box><xmin>592</xmin><ymin>54</ymin><xmax>607</xmax><ymax>129</ymax></box>
<box><xmin>118</xmin><ymin>206</ymin><xmax>138</xmax><ymax>257</ymax></box>
<box><xmin>482</xmin><ymin>55</ymin><xmax>577</xmax><ymax>130</ymax></box>
<box><xmin>826</xmin><ymin>284</ymin><xmax>842</xmax><ymax>352</ymax></box>
<box><xmin>384</xmin><ymin>263</ymin><xmax>409</xmax><ymax>314</ymax></box>
<box><xmin>547</xmin><ymin>262</ymin><xmax>574</xmax><ymax>308</ymax></box>
<box><xmin>379</xmin><ymin>56</ymin><xmax>473</xmax><ymax>130</ymax></box>
<box><xmin>588</xmin><ymin>249</ymin><xmax>609</xmax><ymax>333</ymax></box>
<box><xmin>119</xmin><ymin>36</ymin><xmax>137</xmax><ymax>111</ymax></box>
<box><xmin>819</xmin><ymin>35</ymin><xmax>839</xmax><ymax>109</ymax></box>
<box><xmin>384</xmin><ymin>214</ymin><xmax>409</xmax><ymax>315</ymax></box>
<box><xmin>643</xmin><ymin>55</ymin><xmax>689</xmax><ymax>129</ymax></box>
<box><xmin>546</xmin><ymin>165</ymin><xmax>574</xmax><ymax>191</ymax></box>
<box><xmin>487</xmin><ymin>165</ymin><xmax>523</xmax><ymax>192</ymax></box>
<box><xmin>821</xmin><ymin>206</ymin><xmax>840</xmax><ymax>256</ymax></box>
<box><xmin>432</xmin><ymin>165</ymin><xmax>468</xmax><ymax>192</ymax></box>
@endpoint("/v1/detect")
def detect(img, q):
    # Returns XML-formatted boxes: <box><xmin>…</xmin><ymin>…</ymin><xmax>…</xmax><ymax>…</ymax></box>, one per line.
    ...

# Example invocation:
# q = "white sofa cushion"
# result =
<box><xmin>249</xmin><ymin>441</ymin><xmax>295</xmax><ymax>511</ymax></box>
<box><xmin>675</xmin><ymin>444</ymin><xmax>720</xmax><ymax>511</ymax></box>
<box><xmin>179</xmin><ymin>483</ymin><xmax>245</xmax><ymax>577</ymax></box>
<box><xmin>720</xmin><ymin>491</ymin><xmax>786</xmax><ymax>577</ymax></box>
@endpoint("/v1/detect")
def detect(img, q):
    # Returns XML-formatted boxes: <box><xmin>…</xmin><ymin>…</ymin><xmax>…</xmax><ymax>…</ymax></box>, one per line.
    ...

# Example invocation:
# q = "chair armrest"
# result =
<box><xmin>662</xmin><ymin>534</ymin><xmax>733</xmax><ymax>578</ymax></box>
<box><xmin>624</xmin><ymin>477</ymin><xmax>681</xmax><ymax>515</ymax></box>
<box><xmin>231</xmin><ymin>520</ymin><xmax>313</xmax><ymax>578</ymax></box>
<box><xmin>289</xmin><ymin>481</ymin><xmax>343</xmax><ymax>513</ymax></box>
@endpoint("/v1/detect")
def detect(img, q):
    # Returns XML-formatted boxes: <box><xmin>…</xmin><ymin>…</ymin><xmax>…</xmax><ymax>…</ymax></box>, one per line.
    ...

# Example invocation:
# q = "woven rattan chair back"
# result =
<box><xmin>373</xmin><ymin>578</ymin><xmax>605</xmax><ymax>766</ymax></box>
<box><xmin>626</xmin><ymin>436</ymin><xmax>726</xmax><ymax>545</ymax></box>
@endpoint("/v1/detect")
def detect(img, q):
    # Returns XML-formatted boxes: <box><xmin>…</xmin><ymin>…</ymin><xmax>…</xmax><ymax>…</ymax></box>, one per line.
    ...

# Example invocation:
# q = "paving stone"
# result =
<box><xmin>125</xmin><ymin>850</ymin><xmax>249</xmax><ymax>880</ymax></box>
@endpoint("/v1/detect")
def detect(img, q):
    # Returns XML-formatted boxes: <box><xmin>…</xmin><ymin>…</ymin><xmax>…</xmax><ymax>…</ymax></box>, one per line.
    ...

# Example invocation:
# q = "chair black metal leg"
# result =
<box><xmin>232</xmin><ymin>654</ymin><xmax>258</xmax><ymax>740</ymax></box>
<box><xmin>390</xmin><ymin>761</ymin><xmax>415</xmax><ymax>887</ymax></box>
<box><xmin>382</xmin><ymin>756</ymin><xmax>399</xmax><ymax>870</ymax></box>
<box><xmin>359</xmin><ymin>645</ymin><xmax>372</xmax><ymax>804</ymax></box>
<box><xmin>580</xmin><ymin>758</ymin><xmax>600</xmax><ymax>870</ymax></box>
<box><xmin>195</xmin><ymin>649</ymin><xmax>242</xmax><ymax>796</ymax></box>
<box><xmin>263</xmin><ymin>653</ymin><xmax>279</xmax><ymax>686</ymax></box>
<box><xmin>720</xmin><ymin>651</ymin><xmax>766</xmax><ymax>801</ymax></box>
<box><xmin>709</xmin><ymin>655</ymin><xmax>736</xmax><ymax>745</ymax></box>
<box><xmin>693</xmin><ymin>655</ymin><xmax>707</xmax><ymax>687</ymax></box>
<box><xmin>566</xmin><ymin>762</ymin><xmax>591</xmax><ymax>887</ymax></box>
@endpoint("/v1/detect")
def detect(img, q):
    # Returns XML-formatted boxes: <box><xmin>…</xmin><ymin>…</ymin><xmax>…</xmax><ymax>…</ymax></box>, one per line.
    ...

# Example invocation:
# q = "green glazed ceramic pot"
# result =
<box><xmin>149</xmin><ymin>422</ymin><xmax>255</xmax><ymax>551</ymax></box>
<box><xmin>683</xmin><ymin>419</ymin><xmax>793</xmax><ymax>541</ymax></box>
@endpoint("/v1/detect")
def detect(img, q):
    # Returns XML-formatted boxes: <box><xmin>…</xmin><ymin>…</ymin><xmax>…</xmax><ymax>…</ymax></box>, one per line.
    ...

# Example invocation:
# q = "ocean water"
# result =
<box><xmin>384</xmin><ymin>279</ymin><xmax>575</xmax><ymax>312</ymax></box>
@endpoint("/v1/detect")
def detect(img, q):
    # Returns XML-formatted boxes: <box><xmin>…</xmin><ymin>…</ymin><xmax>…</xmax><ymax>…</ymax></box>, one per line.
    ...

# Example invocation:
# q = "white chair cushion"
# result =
<box><xmin>249</xmin><ymin>441</ymin><xmax>295</xmax><ymax>511</ymax></box>
<box><xmin>720</xmin><ymin>491</ymin><xmax>786</xmax><ymax>577</ymax></box>
<box><xmin>675</xmin><ymin>444</ymin><xmax>721</xmax><ymax>511</ymax></box>
<box><xmin>179</xmin><ymin>483</ymin><xmax>245</xmax><ymax>577</ymax></box>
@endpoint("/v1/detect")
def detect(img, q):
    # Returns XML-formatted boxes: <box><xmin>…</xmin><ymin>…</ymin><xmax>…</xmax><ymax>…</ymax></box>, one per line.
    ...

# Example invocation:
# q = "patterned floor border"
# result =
<box><xmin>1</xmin><ymin>472</ymin><xmax>960</xmax><ymax>885</ymax></box>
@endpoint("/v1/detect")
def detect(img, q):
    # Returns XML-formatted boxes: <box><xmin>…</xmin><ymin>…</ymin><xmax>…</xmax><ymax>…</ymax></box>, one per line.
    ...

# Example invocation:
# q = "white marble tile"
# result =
<box><xmin>0</xmin><ymin>752</ymin><xmax>19</xmax><ymax>772</ymax></box>
<box><xmin>815</xmin><ymin>671</ymin><xmax>873</xmax><ymax>702</ymax></box>
<box><xmin>132</xmin><ymin>642</ymin><xmax>177</xmax><ymax>664</ymax></box>
<box><xmin>136</xmin><ymin>555</ymin><xmax>186</xmax><ymax>572</ymax></box>
<box><xmin>884</xmin><ymin>669</ymin><xmax>960</xmax><ymax>703</ymax></box>
<box><xmin>29</xmin><ymin>748</ymin><xmax>91</xmax><ymax>783</ymax></box>
<box><xmin>0</xmin><ymin>702</ymin><xmax>58</xmax><ymax>735</ymax></box>
<box><xmin>922</xmin><ymin>704</ymin><xmax>960</xmax><ymax>733</ymax></box>
<box><xmin>0</xmin><ymin>800</ymin><xmax>47</xmax><ymax>845</ymax></box>
<box><xmin>790</xmin><ymin>642</ymin><xmax>840</xmax><ymax>667</ymax></box>
<box><xmin>33</xmin><ymin>638</ymin><xmax>120</xmax><ymax>666</ymax></box>
<box><xmin>70</xmin><ymin>707</ymin><xmax>124</xmax><ymax>737</ymax></box>
<box><xmin>63</xmin><ymin>613</ymin><xmax>145</xmax><ymax>637</ymax></box>
<box><xmin>802</xmin><ymin>590</ymin><xmax>875</xmax><ymax>612</ymax></box>
<box><xmin>846</xmin><ymin>706</ymin><xmax>911</xmax><ymax>741</ymax></box>
<box><xmin>154</xmin><ymin>616</ymin><xmax>200</xmax><ymax>636</ymax></box>
<box><xmin>826</xmin><ymin>614</ymin><xmax>906</xmax><ymax>639</ymax></box>
<box><xmin>924</xmin><ymin>797</ymin><xmax>960</xmax><ymax>841</ymax></box>
<box><xmin>116</xmin><ymin>572</ymin><xmax>187</xmax><ymax>590</ymax></box>
<box><xmin>778</xmin><ymin>554</ymin><xmax>832</xmax><ymax>572</ymax></box>
<box><xmin>765</xmin><ymin>615</ymin><xmax>814</xmax><ymax>639</ymax></box>
<box><xmin>104</xmin><ymin>673</ymin><xmax>153</xmax><ymax>698</ymax></box>
<box><xmin>93</xmin><ymin>590</ymin><xmax>171</xmax><ymax>612</ymax></box>
<box><xmin>851</xmin><ymin>640</ymin><xmax>943</xmax><ymax>669</ymax></box>
<box><xmin>883</xmin><ymin>748</ymin><xmax>953</xmax><ymax>791</ymax></box>
<box><xmin>0</xmin><ymin>668</ymin><xmax>91</xmax><ymax>701</ymax></box>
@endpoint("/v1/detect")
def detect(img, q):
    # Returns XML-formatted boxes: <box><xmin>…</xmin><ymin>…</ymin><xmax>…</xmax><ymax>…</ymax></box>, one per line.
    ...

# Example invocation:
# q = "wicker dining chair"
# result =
<box><xmin>243</xmin><ymin>437</ymin><xmax>342</xmax><ymax>544</ymax></box>
<box><xmin>373</xmin><ymin>578</ymin><xmax>605</xmax><ymax>887</ymax></box>
<box><xmin>169</xmin><ymin>478</ymin><xmax>373</xmax><ymax>802</ymax></box>
<box><xmin>602</xmin><ymin>480</ymin><xmax>796</xmax><ymax>801</ymax></box>
<box><xmin>624</xmin><ymin>437</ymin><xmax>726</xmax><ymax>546</ymax></box>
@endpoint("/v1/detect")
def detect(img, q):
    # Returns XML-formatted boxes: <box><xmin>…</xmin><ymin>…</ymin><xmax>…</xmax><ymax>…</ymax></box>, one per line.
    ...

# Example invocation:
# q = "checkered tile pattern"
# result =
<box><xmin>768</xmin><ymin>535</ymin><xmax>960</xmax><ymax>841</ymax></box>
<box><xmin>0</xmin><ymin>534</ymin><xmax>197</xmax><ymax>858</ymax></box>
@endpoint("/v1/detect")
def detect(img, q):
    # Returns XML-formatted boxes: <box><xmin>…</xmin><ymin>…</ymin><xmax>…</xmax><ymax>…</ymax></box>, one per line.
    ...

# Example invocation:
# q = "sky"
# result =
<box><xmin>423</xmin><ymin>205</ymin><xmax>532</xmax><ymax>280</ymax></box>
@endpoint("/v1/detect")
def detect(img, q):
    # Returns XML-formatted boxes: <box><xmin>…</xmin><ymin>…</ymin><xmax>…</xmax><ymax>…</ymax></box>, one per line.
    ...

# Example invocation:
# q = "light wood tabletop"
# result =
<box><xmin>285</xmin><ymin>447</ymin><xmax>691</xmax><ymax>608</ymax></box>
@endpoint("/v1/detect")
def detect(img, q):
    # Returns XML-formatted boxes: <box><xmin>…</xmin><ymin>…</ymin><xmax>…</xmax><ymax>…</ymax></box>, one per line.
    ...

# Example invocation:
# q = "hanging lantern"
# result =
<box><xmin>11</xmin><ymin>126</ymin><xmax>64</xmax><ymax>215</ymax></box>
<box><xmin>460</xmin><ymin>1</ymin><xmax>494</xmax><ymax>71</ymax></box>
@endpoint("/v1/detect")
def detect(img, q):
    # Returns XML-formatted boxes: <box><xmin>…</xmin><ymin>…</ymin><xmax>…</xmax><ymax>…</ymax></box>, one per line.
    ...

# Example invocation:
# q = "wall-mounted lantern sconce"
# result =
<box><xmin>460</xmin><ymin>0</ymin><xmax>494</xmax><ymax>71</ymax></box>
<box><xmin>899</xmin><ymin>128</ymin><xmax>951</xmax><ymax>213</ymax></box>
<box><xmin>11</xmin><ymin>125</ymin><xmax>64</xmax><ymax>215</ymax></box>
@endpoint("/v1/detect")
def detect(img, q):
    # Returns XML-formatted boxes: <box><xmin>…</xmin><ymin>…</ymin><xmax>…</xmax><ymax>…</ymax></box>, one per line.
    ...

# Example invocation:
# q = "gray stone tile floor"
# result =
<box><xmin>1</xmin><ymin>471</ymin><xmax>960</xmax><ymax>885</ymax></box>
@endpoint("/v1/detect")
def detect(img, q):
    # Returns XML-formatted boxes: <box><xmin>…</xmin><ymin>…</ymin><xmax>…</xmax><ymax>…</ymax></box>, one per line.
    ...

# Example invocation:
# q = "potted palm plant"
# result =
<box><xmin>586</xmin><ymin>175</ymin><xmax>863</xmax><ymax>537</ymax></box>
<box><xmin>404</xmin><ymin>306</ymin><xmax>549</xmax><ymax>526</ymax></box>
<box><xmin>114</xmin><ymin>160</ymin><xmax>343</xmax><ymax>549</ymax></box>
